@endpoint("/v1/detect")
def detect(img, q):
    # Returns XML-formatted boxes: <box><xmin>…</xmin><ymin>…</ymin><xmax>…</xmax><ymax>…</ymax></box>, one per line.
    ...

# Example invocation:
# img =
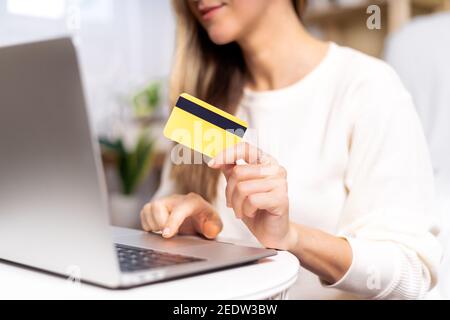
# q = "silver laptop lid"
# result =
<box><xmin>0</xmin><ymin>38</ymin><xmax>120</xmax><ymax>287</ymax></box>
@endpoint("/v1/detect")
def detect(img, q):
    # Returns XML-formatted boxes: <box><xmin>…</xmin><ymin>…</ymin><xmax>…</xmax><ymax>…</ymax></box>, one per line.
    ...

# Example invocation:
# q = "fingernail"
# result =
<box><xmin>162</xmin><ymin>228</ymin><xmax>171</xmax><ymax>238</ymax></box>
<box><xmin>208</xmin><ymin>159</ymin><xmax>215</xmax><ymax>167</ymax></box>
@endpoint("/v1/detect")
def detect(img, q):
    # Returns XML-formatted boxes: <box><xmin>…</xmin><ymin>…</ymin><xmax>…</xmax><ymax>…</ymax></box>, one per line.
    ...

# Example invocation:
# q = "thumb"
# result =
<box><xmin>193</xmin><ymin>212</ymin><xmax>223</xmax><ymax>239</ymax></box>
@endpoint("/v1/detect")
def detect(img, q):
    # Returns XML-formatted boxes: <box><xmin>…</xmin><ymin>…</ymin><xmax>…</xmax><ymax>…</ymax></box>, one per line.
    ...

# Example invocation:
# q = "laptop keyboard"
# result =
<box><xmin>115</xmin><ymin>244</ymin><xmax>204</xmax><ymax>273</ymax></box>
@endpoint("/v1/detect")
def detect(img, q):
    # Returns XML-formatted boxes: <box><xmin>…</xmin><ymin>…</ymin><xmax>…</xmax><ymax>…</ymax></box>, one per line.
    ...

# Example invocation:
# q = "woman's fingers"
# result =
<box><xmin>152</xmin><ymin>201</ymin><xmax>170</xmax><ymax>230</ymax></box>
<box><xmin>202</xmin><ymin>219</ymin><xmax>223</xmax><ymax>239</ymax></box>
<box><xmin>245</xmin><ymin>191</ymin><xmax>288</xmax><ymax>217</ymax></box>
<box><xmin>142</xmin><ymin>193</ymin><xmax>222</xmax><ymax>239</ymax></box>
<box><xmin>141</xmin><ymin>203</ymin><xmax>157</xmax><ymax>232</ymax></box>
<box><xmin>230</xmin><ymin>178</ymin><xmax>281</xmax><ymax>218</ymax></box>
<box><xmin>164</xmin><ymin>206</ymin><xmax>222</xmax><ymax>239</ymax></box>
<box><xmin>208</xmin><ymin>142</ymin><xmax>275</xmax><ymax>169</ymax></box>
<box><xmin>190</xmin><ymin>210</ymin><xmax>223</xmax><ymax>240</ymax></box>
<box><xmin>140</xmin><ymin>204</ymin><xmax>152</xmax><ymax>232</ymax></box>
<box><xmin>163</xmin><ymin>201</ymin><xmax>196</xmax><ymax>238</ymax></box>
<box><xmin>225</xmin><ymin>164</ymin><xmax>284</xmax><ymax>206</ymax></box>
<box><xmin>140</xmin><ymin>195</ymin><xmax>180</xmax><ymax>233</ymax></box>
<box><xmin>242</xmin><ymin>198</ymin><xmax>258</xmax><ymax>218</ymax></box>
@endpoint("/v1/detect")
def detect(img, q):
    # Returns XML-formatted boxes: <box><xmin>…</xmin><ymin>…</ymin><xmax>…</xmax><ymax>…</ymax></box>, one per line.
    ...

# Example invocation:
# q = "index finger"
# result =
<box><xmin>208</xmin><ymin>143</ymin><xmax>272</xmax><ymax>168</ymax></box>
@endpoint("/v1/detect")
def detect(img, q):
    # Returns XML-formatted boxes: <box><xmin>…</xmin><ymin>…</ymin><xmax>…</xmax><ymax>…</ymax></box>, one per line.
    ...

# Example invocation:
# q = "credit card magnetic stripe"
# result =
<box><xmin>175</xmin><ymin>95</ymin><xmax>247</xmax><ymax>137</ymax></box>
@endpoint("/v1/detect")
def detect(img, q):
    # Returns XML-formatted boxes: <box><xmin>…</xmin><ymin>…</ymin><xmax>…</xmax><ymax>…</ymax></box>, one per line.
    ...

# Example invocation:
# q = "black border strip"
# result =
<box><xmin>176</xmin><ymin>96</ymin><xmax>247</xmax><ymax>137</ymax></box>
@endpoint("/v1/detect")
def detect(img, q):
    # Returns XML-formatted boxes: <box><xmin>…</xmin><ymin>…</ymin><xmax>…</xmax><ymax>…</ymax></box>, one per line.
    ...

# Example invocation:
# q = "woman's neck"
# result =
<box><xmin>238</xmin><ymin>5</ymin><xmax>329</xmax><ymax>92</ymax></box>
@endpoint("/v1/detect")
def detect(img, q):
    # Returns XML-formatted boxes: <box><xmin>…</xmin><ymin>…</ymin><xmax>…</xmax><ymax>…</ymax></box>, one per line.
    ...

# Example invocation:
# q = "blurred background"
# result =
<box><xmin>0</xmin><ymin>0</ymin><xmax>449</xmax><ymax>298</ymax></box>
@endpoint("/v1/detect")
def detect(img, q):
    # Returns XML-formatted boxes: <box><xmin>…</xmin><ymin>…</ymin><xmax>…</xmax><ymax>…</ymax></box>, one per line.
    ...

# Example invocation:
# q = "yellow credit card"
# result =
<box><xmin>163</xmin><ymin>93</ymin><xmax>248</xmax><ymax>159</ymax></box>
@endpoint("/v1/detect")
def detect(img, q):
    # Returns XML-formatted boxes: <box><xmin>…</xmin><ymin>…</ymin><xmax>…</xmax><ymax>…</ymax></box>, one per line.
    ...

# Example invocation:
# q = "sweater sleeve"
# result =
<box><xmin>324</xmin><ymin>66</ymin><xmax>443</xmax><ymax>299</ymax></box>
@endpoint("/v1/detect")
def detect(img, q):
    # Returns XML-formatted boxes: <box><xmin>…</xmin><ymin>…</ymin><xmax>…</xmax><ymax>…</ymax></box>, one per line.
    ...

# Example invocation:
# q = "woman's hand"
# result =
<box><xmin>140</xmin><ymin>193</ymin><xmax>223</xmax><ymax>239</ymax></box>
<box><xmin>208</xmin><ymin>143</ymin><xmax>297</xmax><ymax>251</ymax></box>
<box><xmin>142</xmin><ymin>143</ymin><xmax>352</xmax><ymax>284</ymax></box>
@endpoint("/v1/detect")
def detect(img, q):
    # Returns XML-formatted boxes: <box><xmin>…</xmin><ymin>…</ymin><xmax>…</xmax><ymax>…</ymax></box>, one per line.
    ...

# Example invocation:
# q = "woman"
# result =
<box><xmin>141</xmin><ymin>0</ymin><xmax>442</xmax><ymax>299</ymax></box>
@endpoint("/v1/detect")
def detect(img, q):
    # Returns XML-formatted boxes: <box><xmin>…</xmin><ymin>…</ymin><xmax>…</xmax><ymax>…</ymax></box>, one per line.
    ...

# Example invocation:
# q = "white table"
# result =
<box><xmin>0</xmin><ymin>251</ymin><xmax>299</xmax><ymax>300</ymax></box>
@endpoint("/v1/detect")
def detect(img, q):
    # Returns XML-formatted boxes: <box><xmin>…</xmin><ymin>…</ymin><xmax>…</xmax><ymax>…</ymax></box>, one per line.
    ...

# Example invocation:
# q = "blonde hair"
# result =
<box><xmin>169</xmin><ymin>0</ymin><xmax>307</xmax><ymax>202</ymax></box>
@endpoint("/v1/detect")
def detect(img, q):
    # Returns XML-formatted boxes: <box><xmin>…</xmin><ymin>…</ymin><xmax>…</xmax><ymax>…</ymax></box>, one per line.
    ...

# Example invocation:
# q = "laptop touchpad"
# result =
<box><xmin>115</xmin><ymin>232</ymin><xmax>211</xmax><ymax>251</ymax></box>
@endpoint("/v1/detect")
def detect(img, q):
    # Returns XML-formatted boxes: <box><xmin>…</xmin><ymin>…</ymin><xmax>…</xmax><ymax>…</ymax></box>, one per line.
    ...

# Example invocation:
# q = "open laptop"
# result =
<box><xmin>0</xmin><ymin>38</ymin><xmax>276</xmax><ymax>288</ymax></box>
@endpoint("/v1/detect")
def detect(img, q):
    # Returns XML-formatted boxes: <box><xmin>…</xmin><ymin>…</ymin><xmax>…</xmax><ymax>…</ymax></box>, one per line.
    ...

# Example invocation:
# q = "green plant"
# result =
<box><xmin>100</xmin><ymin>132</ymin><xmax>154</xmax><ymax>196</ymax></box>
<box><xmin>132</xmin><ymin>82</ymin><xmax>161</xmax><ymax>118</ymax></box>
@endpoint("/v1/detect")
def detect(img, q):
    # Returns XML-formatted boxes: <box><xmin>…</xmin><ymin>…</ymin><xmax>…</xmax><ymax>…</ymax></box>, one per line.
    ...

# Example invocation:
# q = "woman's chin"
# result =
<box><xmin>207</xmin><ymin>30</ymin><xmax>236</xmax><ymax>46</ymax></box>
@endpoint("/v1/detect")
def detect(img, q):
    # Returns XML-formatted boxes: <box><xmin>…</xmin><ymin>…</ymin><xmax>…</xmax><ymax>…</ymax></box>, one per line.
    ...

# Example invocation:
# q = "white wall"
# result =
<box><xmin>0</xmin><ymin>0</ymin><xmax>176</xmax><ymax>134</ymax></box>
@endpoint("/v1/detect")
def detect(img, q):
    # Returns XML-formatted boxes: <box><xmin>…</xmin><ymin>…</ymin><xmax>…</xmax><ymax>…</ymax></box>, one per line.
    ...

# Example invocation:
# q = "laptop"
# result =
<box><xmin>0</xmin><ymin>38</ymin><xmax>276</xmax><ymax>288</ymax></box>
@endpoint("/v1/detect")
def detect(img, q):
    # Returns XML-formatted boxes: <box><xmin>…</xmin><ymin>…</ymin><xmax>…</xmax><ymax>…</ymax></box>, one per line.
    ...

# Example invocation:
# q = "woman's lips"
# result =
<box><xmin>199</xmin><ymin>4</ymin><xmax>225</xmax><ymax>20</ymax></box>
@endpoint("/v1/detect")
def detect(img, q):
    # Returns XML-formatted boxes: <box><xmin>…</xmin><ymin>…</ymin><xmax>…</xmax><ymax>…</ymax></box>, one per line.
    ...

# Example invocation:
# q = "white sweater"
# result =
<box><xmin>155</xmin><ymin>43</ymin><xmax>443</xmax><ymax>300</ymax></box>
